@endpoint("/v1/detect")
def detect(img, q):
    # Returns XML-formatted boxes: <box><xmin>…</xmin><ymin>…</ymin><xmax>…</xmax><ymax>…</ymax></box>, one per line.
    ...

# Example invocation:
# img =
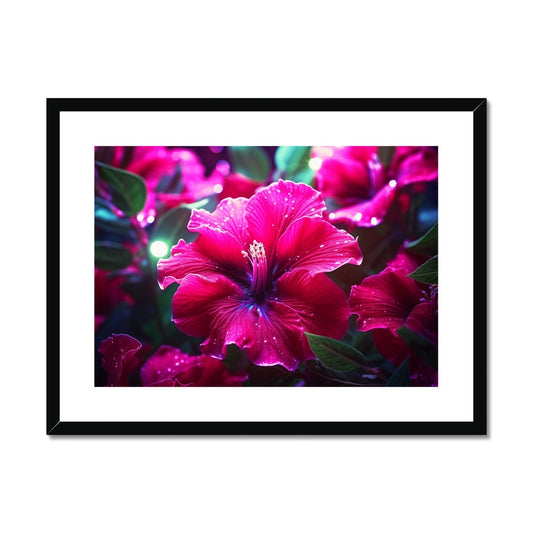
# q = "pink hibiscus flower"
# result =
<box><xmin>98</xmin><ymin>333</ymin><xmax>143</xmax><ymax>387</ymax></box>
<box><xmin>96</xmin><ymin>146</ymin><xmax>223</xmax><ymax>224</ymax></box>
<box><xmin>158</xmin><ymin>180</ymin><xmax>363</xmax><ymax>371</ymax></box>
<box><xmin>140</xmin><ymin>345</ymin><xmax>246</xmax><ymax>387</ymax></box>
<box><xmin>312</xmin><ymin>146</ymin><xmax>437</xmax><ymax>228</ymax></box>
<box><xmin>349</xmin><ymin>250</ymin><xmax>438</xmax><ymax>385</ymax></box>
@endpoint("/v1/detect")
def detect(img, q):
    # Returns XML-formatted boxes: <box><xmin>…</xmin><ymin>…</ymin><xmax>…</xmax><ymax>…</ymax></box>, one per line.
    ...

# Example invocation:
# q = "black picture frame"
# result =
<box><xmin>47</xmin><ymin>98</ymin><xmax>487</xmax><ymax>436</ymax></box>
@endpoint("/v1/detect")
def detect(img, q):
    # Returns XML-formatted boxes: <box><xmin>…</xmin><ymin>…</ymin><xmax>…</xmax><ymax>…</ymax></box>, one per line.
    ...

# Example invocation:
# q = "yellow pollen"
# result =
<box><xmin>247</xmin><ymin>240</ymin><xmax>266</xmax><ymax>260</ymax></box>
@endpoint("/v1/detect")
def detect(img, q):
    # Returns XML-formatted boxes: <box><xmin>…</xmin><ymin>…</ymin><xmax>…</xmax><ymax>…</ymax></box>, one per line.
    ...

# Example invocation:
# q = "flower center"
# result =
<box><xmin>242</xmin><ymin>240</ymin><xmax>268</xmax><ymax>296</ymax></box>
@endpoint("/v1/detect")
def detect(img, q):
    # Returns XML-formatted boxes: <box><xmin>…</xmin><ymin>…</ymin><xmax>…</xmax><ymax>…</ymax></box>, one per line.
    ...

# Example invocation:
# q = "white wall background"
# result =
<box><xmin>1</xmin><ymin>2</ymin><xmax>528</xmax><ymax>532</ymax></box>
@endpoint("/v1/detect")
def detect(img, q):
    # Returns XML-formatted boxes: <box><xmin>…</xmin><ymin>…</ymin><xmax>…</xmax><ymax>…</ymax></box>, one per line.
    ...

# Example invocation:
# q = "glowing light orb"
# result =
<box><xmin>150</xmin><ymin>241</ymin><xmax>169</xmax><ymax>258</ymax></box>
<box><xmin>213</xmin><ymin>183</ymin><xmax>223</xmax><ymax>193</ymax></box>
<box><xmin>388</xmin><ymin>179</ymin><xmax>397</xmax><ymax>188</ymax></box>
<box><xmin>309</xmin><ymin>157</ymin><xmax>322</xmax><ymax>171</ymax></box>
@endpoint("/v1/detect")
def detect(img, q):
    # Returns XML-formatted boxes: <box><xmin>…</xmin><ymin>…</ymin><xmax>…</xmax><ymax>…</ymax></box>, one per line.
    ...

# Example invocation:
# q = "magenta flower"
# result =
<box><xmin>98</xmin><ymin>333</ymin><xmax>143</xmax><ymax>387</ymax></box>
<box><xmin>96</xmin><ymin>146</ymin><xmax>223</xmax><ymax>224</ymax></box>
<box><xmin>312</xmin><ymin>146</ymin><xmax>437</xmax><ymax>228</ymax></box>
<box><xmin>349</xmin><ymin>250</ymin><xmax>438</xmax><ymax>385</ymax></box>
<box><xmin>158</xmin><ymin>180</ymin><xmax>363</xmax><ymax>371</ymax></box>
<box><xmin>140</xmin><ymin>345</ymin><xmax>246</xmax><ymax>387</ymax></box>
<box><xmin>218</xmin><ymin>172</ymin><xmax>263</xmax><ymax>201</ymax></box>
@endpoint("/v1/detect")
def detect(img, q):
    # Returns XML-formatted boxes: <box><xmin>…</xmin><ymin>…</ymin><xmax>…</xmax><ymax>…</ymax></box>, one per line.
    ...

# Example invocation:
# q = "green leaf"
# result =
<box><xmin>151</xmin><ymin>205</ymin><xmax>197</xmax><ymax>247</ymax></box>
<box><xmin>96</xmin><ymin>161</ymin><xmax>147</xmax><ymax>216</ymax></box>
<box><xmin>228</xmin><ymin>146</ymin><xmax>271</xmax><ymax>182</ymax></box>
<box><xmin>305</xmin><ymin>360</ymin><xmax>363</xmax><ymax>384</ymax></box>
<box><xmin>94</xmin><ymin>197</ymin><xmax>135</xmax><ymax>236</ymax></box>
<box><xmin>397</xmin><ymin>327</ymin><xmax>438</xmax><ymax>370</ymax></box>
<box><xmin>386</xmin><ymin>356</ymin><xmax>411</xmax><ymax>387</ymax></box>
<box><xmin>274</xmin><ymin>146</ymin><xmax>315</xmax><ymax>185</ymax></box>
<box><xmin>405</xmin><ymin>222</ymin><xmax>438</xmax><ymax>255</ymax></box>
<box><xmin>408</xmin><ymin>255</ymin><xmax>438</xmax><ymax>284</ymax></box>
<box><xmin>95</xmin><ymin>242</ymin><xmax>133</xmax><ymax>270</ymax></box>
<box><xmin>305</xmin><ymin>332</ymin><xmax>370</xmax><ymax>372</ymax></box>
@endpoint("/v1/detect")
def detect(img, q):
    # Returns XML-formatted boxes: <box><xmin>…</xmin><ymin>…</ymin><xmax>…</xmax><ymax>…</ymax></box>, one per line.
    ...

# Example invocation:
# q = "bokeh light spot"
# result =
<box><xmin>150</xmin><ymin>241</ymin><xmax>169</xmax><ymax>258</ymax></box>
<box><xmin>309</xmin><ymin>157</ymin><xmax>322</xmax><ymax>171</ymax></box>
<box><xmin>216</xmin><ymin>159</ymin><xmax>230</xmax><ymax>176</ymax></box>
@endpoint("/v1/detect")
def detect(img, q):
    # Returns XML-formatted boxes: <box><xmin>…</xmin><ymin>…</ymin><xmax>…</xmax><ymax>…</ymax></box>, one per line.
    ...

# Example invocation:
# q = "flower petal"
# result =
<box><xmin>237</xmin><ymin>300</ymin><xmax>313</xmax><ymax>371</ymax></box>
<box><xmin>275</xmin><ymin>217</ymin><xmax>362</xmax><ymax>276</ymax></box>
<box><xmin>122</xmin><ymin>147</ymin><xmax>185</xmax><ymax>184</ymax></box>
<box><xmin>188</xmin><ymin>196</ymin><xmax>249</xmax><ymax>246</ymax></box>
<box><xmin>349</xmin><ymin>269</ymin><xmax>422</xmax><ymax>332</ymax></box>
<box><xmin>406</xmin><ymin>296</ymin><xmax>438</xmax><ymax>346</ymax></box>
<box><xmin>313</xmin><ymin>146</ymin><xmax>374</xmax><ymax>203</ymax></box>
<box><xmin>328</xmin><ymin>182</ymin><xmax>397</xmax><ymax>228</ymax></box>
<box><xmin>157</xmin><ymin>224</ymin><xmax>249</xmax><ymax>289</ymax></box>
<box><xmin>140</xmin><ymin>345</ymin><xmax>202</xmax><ymax>387</ymax></box>
<box><xmin>274</xmin><ymin>270</ymin><xmax>350</xmax><ymax>340</ymax></box>
<box><xmin>140</xmin><ymin>345</ymin><xmax>246</xmax><ymax>387</ymax></box>
<box><xmin>372</xmin><ymin>328</ymin><xmax>437</xmax><ymax>386</ymax></box>
<box><xmin>170</xmin><ymin>273</ymin><xmax>312</xmax><ymax>371</ymax></box>
<box><xmin>219</xmin><ymin>173</ymin><xmax>262</xmax><ymax>200</ymax></box>
<box><xmin>98</xmin><ymin>333</ymin><xmax>142</xmax><ymax>387</ymax></box>
<box><xmin>392</xmin><ymin>147</ymin><xmax>438</xmax><ymax>187</ymax></box>
<box><xmin>193</xmin><ymin>356</ymin><xmax>247</xmax><ymax>387</ymax></box>
<box><xmin>245</xmin><ymin>179</ymin><xmax>325</xmax><ymax>261</ymax></box>
<box><xmin>386</xmin><ymin>248</ymin><xmax>425</xmax><ymax>273</ymax></box>
<box><xmin>157</xmin><ymin>239</ymin><xmax>219</xmax><ymax>288</ymax></box>
<box><xmin>371</xmin><ymin>328</ymin><xmax>410</xmax><ymax>367</ymax></box>
<box><xmin>171</xmin><ymin>273</ymin><xmax>247</xmax><ymax>341</ymax></box>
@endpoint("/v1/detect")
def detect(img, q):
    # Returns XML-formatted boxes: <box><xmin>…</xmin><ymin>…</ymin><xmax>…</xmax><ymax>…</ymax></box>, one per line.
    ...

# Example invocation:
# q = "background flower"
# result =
<box><xmin>312</xmin><ymin>146</ymin><xmax>437</xmax><ymax>228</ymax></box>
<box><xmin>140</xmin><ymin>345</ymin><xmax>247</xmax><ymax>387</ymax></box>
<box><xmin>349</xmin><ymin>249</ymin><xmax>438</xmax><ymax>386</ymax></box>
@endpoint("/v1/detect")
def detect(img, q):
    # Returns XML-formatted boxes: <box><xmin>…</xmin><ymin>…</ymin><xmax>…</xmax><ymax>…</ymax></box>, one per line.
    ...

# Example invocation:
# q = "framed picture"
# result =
<box><xmin>47</xmin><ymin>98</ymin><xmax>487</xmax><ymax>435</ymax></box>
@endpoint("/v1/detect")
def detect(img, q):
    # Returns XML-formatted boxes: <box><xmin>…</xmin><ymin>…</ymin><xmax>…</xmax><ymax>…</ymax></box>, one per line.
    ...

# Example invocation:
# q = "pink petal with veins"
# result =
<box><xmin>98</xmin><ymin>333</ymin><xmax>142</xmax><ymax>387</ymax></box>
<box><xmin>276</xmin><ymin>216</ymin><xmax>362</xmax><ymax>276</ymax></box>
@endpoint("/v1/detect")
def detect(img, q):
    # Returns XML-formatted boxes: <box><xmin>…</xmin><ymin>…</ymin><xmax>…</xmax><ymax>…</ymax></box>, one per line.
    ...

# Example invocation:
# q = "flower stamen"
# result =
<box><xmin>243</xmin><ymin>240</ymin><xmax>268</xmax><ymax>295</ymax></box>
